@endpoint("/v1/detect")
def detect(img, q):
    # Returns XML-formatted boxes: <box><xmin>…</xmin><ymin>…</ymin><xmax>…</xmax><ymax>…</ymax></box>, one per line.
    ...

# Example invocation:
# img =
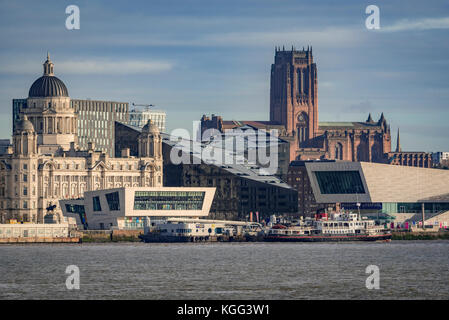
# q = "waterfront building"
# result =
<box><xmin>287</xmin><ymin>160</ymin><xmax>327</xmax><ymax>217</ymax></box>
<box><xmin>0</xmin><ymin>55</ymin><xmax>163</xmax><ymax>223</ymax></box>
<box><xmin>303</xmin><ymin>161</ymin><xmax>449</xmax><ymax>227</ymax></box>
<box><xmin>129</xmin><ymin>106</ymin><xmax>166</xmax><ymax>132</ymax></box>
<box><xmin>13</xmin><ymin>75</ymin><xmax>129</xmax><ymax>157</ymax></box>
<box><xmin>60</xmin><ymin>186</ymin><xmax>215</xmax><ymax>230</ymax></box>
<box><xmin>114</xmin><ymin>121</ymin><xmax>298</xmax><ymax>221</ymax></box>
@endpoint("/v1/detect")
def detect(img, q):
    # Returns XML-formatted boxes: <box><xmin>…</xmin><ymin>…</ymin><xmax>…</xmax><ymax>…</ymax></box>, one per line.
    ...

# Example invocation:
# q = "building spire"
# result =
<box><xmin>396</xmin><ymin>128</ymin><xmax>401</xmax><ymax>152</ymax></box>
<box><xmin>366</xmin><ymin>113</ymin><xmax>374</xmax><ymax>123</ymax></box>
<box><xmin>43</xmin><ymin>52</ymin><xmax>54</xmax><ymax>76</ymax></box>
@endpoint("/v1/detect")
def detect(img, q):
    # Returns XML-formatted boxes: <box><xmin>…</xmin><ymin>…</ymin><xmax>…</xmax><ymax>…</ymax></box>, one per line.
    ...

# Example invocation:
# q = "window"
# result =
<box><xmin>133</xmin><ymin>191</ymin><xmax>205</xmax><ymax>210</ymax></box>
<box><xmin>105</xmin><ymin>192</ymin><xmax>120</xmax><ymax>211</ymax></box>
<box><xmin>23</xmin><ymin>174</ymin><xmax>27</xmax><ymax>182</ymax></box>
<box><xmin>93</xmin><ymin>196</ymin><xmax>102</xmax><ymax>211</ymax></box>
<box><xmin>65</xmin><ymin>204</ymin><xmax>87</xmax><ymax>227</ymax></box>
<box><xmin>314</xmin><ymin>171</ymin><xmax>365</xmax><ymax>194</ymax></box>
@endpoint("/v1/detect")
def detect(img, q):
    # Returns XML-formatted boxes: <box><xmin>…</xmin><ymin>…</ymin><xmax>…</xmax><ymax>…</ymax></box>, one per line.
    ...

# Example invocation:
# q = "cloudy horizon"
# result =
<box><xmin>1</xmin><ymin>0</ymin><xmax>449</xmax><ymax>151</ymax></box>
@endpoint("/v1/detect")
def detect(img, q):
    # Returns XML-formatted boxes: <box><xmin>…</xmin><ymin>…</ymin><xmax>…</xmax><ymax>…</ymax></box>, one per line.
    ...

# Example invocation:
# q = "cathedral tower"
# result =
<box><xmin>270</xmin><ymin>46</ymin><xmax>318</xmax><ymax>149</ymax></box>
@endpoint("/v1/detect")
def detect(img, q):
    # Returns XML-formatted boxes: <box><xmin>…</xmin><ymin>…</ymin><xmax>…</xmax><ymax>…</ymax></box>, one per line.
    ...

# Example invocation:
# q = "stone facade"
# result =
<box><xmin>0</xmin><ymin>55</ymin><xmax>163</xmax><ymax>224</ymax></box>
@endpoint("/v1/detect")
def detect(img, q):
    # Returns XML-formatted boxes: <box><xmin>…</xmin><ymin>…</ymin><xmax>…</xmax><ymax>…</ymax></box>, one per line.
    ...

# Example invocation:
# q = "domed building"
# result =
<box><xmin>0</xmin><ymin>55</ymin><xmax>163</xmax><ymax>224</ymax></box>
<box><xmin>24</xmin><ymin>53</ymin><xmax>77</xmax><ymax>155</ymax></box>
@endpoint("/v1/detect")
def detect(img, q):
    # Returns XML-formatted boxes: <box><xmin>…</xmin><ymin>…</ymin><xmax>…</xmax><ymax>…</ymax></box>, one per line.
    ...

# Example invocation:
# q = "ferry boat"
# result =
<box><xmin>264</xmin><ymin>212</ymin><xmax>391</xmax><ymax>242</ymax></box>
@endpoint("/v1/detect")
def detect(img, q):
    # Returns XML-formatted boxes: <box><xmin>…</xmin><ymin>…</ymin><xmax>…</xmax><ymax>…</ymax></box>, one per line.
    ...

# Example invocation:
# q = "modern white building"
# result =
<box><xmin>60</xmin><ymin>187</ymin><xmax>216</xmax><ymax>230</ymax></box>
<box><xmin>129</xmin><ymin>107</ymin><xmax>166</xmax><ymax>133</ymax></box>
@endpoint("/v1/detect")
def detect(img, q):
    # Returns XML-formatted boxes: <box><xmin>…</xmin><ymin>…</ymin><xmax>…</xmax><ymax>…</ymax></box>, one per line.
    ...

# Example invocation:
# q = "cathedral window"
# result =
<box><xmin>335</xmin><ymin>143</ymin><xmax>343</xmax><ymax>160</ymax></box>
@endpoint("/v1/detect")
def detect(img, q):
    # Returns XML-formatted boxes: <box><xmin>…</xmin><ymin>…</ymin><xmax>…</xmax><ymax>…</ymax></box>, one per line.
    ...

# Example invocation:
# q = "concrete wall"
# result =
<box><xmin>0</xmin><ymin>223</ymin><xmax>69</xmax><ymax>238</ymax></box>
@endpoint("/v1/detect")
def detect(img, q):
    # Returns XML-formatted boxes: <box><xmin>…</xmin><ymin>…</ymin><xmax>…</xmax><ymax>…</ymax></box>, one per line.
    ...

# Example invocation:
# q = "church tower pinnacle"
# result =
<box><xmin>396</xmin><ymin>128</ymin><xmax>402</xmax><ymax>152</ymax></box>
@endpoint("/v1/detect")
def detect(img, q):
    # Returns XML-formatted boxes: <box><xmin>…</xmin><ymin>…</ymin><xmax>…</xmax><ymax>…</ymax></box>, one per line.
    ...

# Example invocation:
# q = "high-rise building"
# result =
<box><xmin>71</xmin><ymin>99</ymin><xmax>129</xmax><ymax>156</ymax></box>
<box><xmin>129</xmin><ymin>107</ymin><xmax>166</xmax><ymax>132</ymax></box>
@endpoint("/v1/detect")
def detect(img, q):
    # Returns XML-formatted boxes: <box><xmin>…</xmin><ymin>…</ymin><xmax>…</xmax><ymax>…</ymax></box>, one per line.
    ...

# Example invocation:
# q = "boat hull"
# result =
<box><xmin>264</xmin><ymin>233</ymin><xmax>392</xmax><ymax>242</ymax></box>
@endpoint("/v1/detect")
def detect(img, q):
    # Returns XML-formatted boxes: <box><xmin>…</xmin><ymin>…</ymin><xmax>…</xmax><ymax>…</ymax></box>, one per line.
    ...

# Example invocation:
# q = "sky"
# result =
<box><xmin>0</xmin><ymin>0</ymin><xmax>449</xmax><ymax>152</ymax></box>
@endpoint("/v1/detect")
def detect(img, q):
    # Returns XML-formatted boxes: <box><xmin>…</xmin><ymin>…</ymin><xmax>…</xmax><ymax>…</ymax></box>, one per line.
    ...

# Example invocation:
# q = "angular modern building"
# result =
<box><xmin>114</xmin><ymin>122</ymin><xmax>298</xmax><ymax>221</ymax></box>
<box><xmin>303</xmin><ymin>161</ymin><xmax>449</xmax><ymax>224</ymax></box>
<box><xmin>60</xmin><ymin>187</ymin><xmax>216</xmax><ymax>230</ymax></box>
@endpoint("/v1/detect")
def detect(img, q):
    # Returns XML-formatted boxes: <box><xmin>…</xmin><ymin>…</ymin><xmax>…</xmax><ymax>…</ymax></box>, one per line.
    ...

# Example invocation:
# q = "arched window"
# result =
<box><xmin>296</xmin><ymin>112</ymin><xmax>308</xmax><ymax>146</ymax></box>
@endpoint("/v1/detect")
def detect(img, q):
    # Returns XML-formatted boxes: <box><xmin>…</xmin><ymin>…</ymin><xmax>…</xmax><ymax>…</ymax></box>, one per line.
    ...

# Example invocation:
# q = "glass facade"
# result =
<box><xmin>105</xmin><ymin>191</ymin><xmax>120</xmax><ymax>211</ymax></box>
<box><xmin>93</xmin><ymin>196</ymin><xmax>102</xmax><ymax>211</ymax></box>
<box><xmin>65</xmin><ymin>204</ymin><xmax>87</xmax><ymax>227</ymax></box>
<box><xmin>382</xmin><ymin>202</ymin><xmax>449</xmax><ymax>214</ymax></box>
<box><xmin>314</xmin><ymin>171</ymin><xmax>365</xmax><ymax>194</ymax></box>
<box><xmin>133</xmin><ymin>191</ymin><xmax>205</xmax><ymax>210</ymax></box>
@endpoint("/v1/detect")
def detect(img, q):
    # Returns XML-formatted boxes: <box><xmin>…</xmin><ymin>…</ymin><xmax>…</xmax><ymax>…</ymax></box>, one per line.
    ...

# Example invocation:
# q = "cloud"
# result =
<box><xmin>0</xmin><ymin>59</ymin><xmax>174</xmax><ymax>75</ymax></box>
<box><xmin>383</xmin><ymin>16</ymin><xmax>449</xmax><ymax>32</ymax></box>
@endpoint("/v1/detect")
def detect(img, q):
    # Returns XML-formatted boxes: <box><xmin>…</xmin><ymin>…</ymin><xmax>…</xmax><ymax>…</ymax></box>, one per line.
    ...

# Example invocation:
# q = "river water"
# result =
<box><xmin>1</xmin><ymin>241</ymin><xmax>448</xmax><ymax>299</ymax></box>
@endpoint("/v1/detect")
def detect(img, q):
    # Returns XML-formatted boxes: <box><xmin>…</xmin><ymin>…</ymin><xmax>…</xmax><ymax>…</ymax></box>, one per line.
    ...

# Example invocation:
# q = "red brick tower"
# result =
<box><xmin>270</xmin><ymin>46</ymin><xmax>318</xmax><ymax>152</ymax></box>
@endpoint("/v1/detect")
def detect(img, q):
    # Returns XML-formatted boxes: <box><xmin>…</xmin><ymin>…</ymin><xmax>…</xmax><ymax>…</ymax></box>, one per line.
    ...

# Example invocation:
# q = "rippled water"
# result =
<box><xmin>1</xmin><ymin>241</ymin><xmax>448</xmax><ymax>299</ymax></box>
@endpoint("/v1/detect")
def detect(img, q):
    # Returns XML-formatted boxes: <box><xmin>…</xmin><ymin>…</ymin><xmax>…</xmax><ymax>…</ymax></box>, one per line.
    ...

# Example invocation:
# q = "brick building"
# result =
<box><xmin>201</xmin><ymin>47</ymin><xmax>392</xmax><ymax>165</ymax></box>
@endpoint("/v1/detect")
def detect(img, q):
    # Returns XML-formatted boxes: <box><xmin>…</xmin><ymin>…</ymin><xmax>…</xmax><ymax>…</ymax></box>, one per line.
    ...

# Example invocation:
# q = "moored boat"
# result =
<box><xmin>264</xmin><ymin>212</ymin><xmax>391</xmax><ymax>242</ymax></box>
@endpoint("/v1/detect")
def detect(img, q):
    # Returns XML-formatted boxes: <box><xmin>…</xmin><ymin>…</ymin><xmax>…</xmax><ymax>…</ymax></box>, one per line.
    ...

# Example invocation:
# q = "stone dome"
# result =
<box><xmin>142</xmin><ymin>119</ymin><xmax>159</xmax><ymax>134</ymax></box>
<box><xmin>28</xmin><ymin>53</ymin><xmax>69</xmax><ymax>98</ymax></box>
<box><xmin>15</xmin><ymin>115</ymin><xmax>34</xmax><ymax>132</ymax></box>
<box><xmin>28</xmin><ymin>75</ymin><xmax>69</xmax><ymax>98</ymax></box>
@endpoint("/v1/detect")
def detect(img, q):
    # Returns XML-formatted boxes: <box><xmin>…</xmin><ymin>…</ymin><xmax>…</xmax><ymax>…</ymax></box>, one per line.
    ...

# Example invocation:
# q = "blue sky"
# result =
<box><xmin>1</xmin><ymin>0</ymin><xmax>449</xmax><ymax>151</ymax></box>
